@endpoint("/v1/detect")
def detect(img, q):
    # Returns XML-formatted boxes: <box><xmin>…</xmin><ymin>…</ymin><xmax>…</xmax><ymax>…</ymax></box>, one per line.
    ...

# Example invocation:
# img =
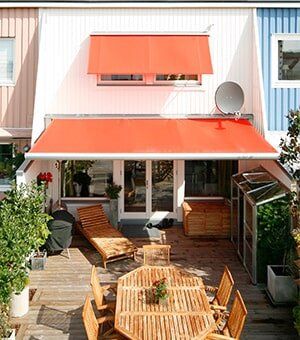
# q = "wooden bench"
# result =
<box><xmin>182</xmin><ymin>200</ymin><xmax>230</xmax><ymax>237</ymax></box>
<box><xmin>77</xmin><ymin>204</ymin><xmax>137</xmax><ymax>269</ymax></box>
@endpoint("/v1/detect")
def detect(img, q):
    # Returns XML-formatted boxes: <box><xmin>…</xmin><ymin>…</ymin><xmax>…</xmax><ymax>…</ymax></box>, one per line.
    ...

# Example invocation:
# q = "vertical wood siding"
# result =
<box><xmin>257</xmin><ymin>8</ymin><xmax>300</xmax><ymax>131</ymax></box>
<box><xmin>0</xmin><ymin>8</ymin><xmax>38</xmax><ymax>135</ymax></box>
<box><xmin>33</xmin><ymin>8</ymin><xmax>260</xmax><ymax>140</ymax></box>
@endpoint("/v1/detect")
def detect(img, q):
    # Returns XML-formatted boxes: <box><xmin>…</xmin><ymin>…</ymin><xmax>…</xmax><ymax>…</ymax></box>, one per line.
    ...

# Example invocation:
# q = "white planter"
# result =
<box><xmin>109</xmin><ymin>199</ymin><xmax>118</xmax><ymax>228</ymax></box>
<box><xmin>2</xmin><ymin>329</ymin><xmax>15</xmax><ymax>340</ymax></box>
<box><xmin>267</xmin><ymin>265</ymin><xmax>297</xmax><ymax>304</ymax></box>
<box><xmin>10</xmin><ymin>286</ymin><xmax>29</xmax><ymax>317</ymax></box>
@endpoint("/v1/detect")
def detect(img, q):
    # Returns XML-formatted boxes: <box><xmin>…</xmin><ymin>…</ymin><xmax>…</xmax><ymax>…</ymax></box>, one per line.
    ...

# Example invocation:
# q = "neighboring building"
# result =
<box><xmin>0</xmin><ymin>7</ymin><xmax>38</xmax><ymax>191</ymax></box>
<box><xmin>257</xmin><ymin>7</ymin><xmax>300</xmax><ymax>147</ymax></box>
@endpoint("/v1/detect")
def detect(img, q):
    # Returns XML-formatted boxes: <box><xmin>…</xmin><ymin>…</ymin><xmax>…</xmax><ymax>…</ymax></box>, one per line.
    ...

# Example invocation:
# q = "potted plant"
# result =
<box><xmin>152</xmin><ymin>278</ymin><xmax>168</xmax><ymax>305</ymax></box>
<box><xmin>257</xmin><ymin>198</ymin><xmax>297</xmax><ymax>304</ymax></box>
<box><xmin>73</xmin><ymin>171</ymin><xmax>91</xmax><ymax>197</ymax></box>
<box><xmin>0</xmin><ymin>182</ymin><xmax>51</xmax><ymax>317</ymax></box>
<box><xmin>105</xmin><ymin>182</ymin><xmax>122</xmax><ymax>228</ymax></box>
<box><xmin>0</xmin><ymin>304</ymin><xmax>14</xmax><ymax>340</ymax></box>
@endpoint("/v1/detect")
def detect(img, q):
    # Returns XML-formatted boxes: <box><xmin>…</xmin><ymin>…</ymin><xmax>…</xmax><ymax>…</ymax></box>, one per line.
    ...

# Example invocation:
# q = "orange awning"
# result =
<box><xmin>27</xmin><ymin>118</ymin><xmax>278</xmax><ymax>160</ymax></box>
<box><xmin>87</xmin><ymin>35</ymin><xmax>213</xmax><ymax>75</ymax></box>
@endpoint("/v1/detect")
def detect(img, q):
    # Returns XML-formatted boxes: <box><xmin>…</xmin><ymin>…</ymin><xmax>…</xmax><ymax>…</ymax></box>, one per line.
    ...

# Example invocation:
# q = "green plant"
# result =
<box><xmin>105</xmin><ymin>182</ymin><xmax>122</xmax><ymax>199</ymax></box>
<box><xmin>0</xmin><ymin>303</ymin><xmax>11</xmax><ymax>338</ymax></box>
<box><xmin>257</xmin><ymin>198</ymin><xmax>294</xmax><ymax>281</ymax></box>
<box><xmin>293</xmin><ymin>305</ymin><xmax>300</xmax><ymax>336</ymax></box>
<box><xmin>279</xmin><ymin>109</ymin><xmax>300</xmax><ymax>227</ymax></box>
<box><xmin>0</xmin><ymin>182</ymin><xmax>51</xmax><ymax>305</ymax></box>
<box><xmin>152</xmin><ymin>278</ymin><xmax>168</xmax><ymax>303</ymax></box>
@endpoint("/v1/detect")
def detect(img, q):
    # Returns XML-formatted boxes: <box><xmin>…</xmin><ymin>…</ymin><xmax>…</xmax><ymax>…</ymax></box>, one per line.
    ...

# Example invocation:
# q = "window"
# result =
<box><xmin>0</xmin><ymin>39</ymin><xmax>14</xmax><ymax>85</ymax></box>
<box><xmin>97</xmin><ymin>74</ymin><xmax>144</xmax><ymax>85</ymax></box>
<box><xmin>62</xmin><ymin>160</ymin><xmax>113</xmax><ymax>197</ymax></box>
<box><xmin>155</xmin><ymin>74</ymin><xmax>200</xmax><ymax>84</ymax></box>
<box><xmin>185</xmin><ymin>160</ymin><xmax>238</xmax><ymax>198</ymax></box>
<box><xmin>97</xmin><ymin>74</ymin><xmax>200</xmax><ymax>86</ymax></box>
<box><xmin>272</xmin><ymin>34</ymin><xmax>300</xmax><ymax>88</ymax></box>
<box><xmin>0</xmin><ymin>143</ymin><xmax>24</xmax><ymax>188</ymax></box>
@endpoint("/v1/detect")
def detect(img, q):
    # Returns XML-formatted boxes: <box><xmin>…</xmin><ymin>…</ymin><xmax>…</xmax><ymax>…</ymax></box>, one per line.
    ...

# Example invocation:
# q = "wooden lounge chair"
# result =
<box><xmin>205</xmin><ymin>266</ymin><xmax>234</xmax><ymax>311</ymax></box>
<box><xmin>206</xmin><ymin>290</ymin><xmax>248</xmax><ymax>340</ymax></box>
<box><xmin>90</xmin><ymin>265</ymin><xmax>116</xmax><ymax>314</ymax></box>
<box><xmin>82</xmin><ymin>296</ymin><xmax>120</xmax><ymax>340</ymax></box>
<box><xmin>143</xmin><ymin>244</ymin><xmax>171</xmax><ymax>266</ymax></box>
<box><xmin>77</xmin><ymin>204</ymin><xmax>137</xmax><ymax>269</ymax></box>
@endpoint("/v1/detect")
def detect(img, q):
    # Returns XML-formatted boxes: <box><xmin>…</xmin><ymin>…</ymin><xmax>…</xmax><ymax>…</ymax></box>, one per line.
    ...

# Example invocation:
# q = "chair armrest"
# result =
<box><xmin>97</xmin><ymin>315</ymin><xmax>115</xmax><ymax>325</ymax></box>
<box><xmin>210</xmin><ymin>305</ymin><xmax>227</xmax><ymax>311</ymax></box>
<box><xmin>205</xmin><ymin>285</ymin><xmax>218</xmax><ymax>293</ymax></box>
<box><xmin>206</xmin><ymin>334</ymin><xmax>235</xmax><ymax>340</ymax></box>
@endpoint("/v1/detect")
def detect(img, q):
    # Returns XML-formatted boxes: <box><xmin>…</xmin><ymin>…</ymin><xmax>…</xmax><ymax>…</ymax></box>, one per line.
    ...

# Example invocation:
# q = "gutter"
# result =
<box><xmin>1</xmin><ymin>2</ymin><xmax>300</xmax><ymax>8</ymax></box>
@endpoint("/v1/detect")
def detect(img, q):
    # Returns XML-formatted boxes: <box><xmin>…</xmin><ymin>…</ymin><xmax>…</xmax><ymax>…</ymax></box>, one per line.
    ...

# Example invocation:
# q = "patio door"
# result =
<box><xmin>120</xmin><ymin>160</ymin><xmax>176</xmax><ymax>220</ymax></box>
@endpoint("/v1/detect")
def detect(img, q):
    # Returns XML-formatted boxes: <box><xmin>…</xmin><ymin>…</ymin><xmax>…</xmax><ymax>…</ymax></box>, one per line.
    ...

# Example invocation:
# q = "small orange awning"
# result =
<box><xmin>27</xmin><ymin>118</ymin><xmax>278</xmax><ymax>160</ymax></box>
<box><xmin>87</xmin><ymin>35</ymin><xmax>213</xmax><ymax>75</ymax></box>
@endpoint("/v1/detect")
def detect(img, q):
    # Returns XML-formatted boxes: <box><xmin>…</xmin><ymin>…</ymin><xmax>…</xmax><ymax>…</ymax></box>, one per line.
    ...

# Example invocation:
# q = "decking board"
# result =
<box><xmin>12</xmin><ymin>227</ymin><xmax>297</xmax><ymax>340</ymax></box>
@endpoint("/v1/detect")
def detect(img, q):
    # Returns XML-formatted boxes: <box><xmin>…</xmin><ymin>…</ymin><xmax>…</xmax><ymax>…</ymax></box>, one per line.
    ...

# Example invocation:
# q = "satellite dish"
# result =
<box><xmin>215</xmin><ymin>81</ymin><xmax>244</xmax><ymax>115</ymax></box>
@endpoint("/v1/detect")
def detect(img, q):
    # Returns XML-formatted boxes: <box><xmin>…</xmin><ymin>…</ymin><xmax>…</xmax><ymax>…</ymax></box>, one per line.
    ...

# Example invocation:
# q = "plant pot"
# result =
<box><xmin>2</xmin><ymin>329</ymin><xmax>15</xmax><ymax>340</ymax></box>
<box><xmin>30</xmin><ymin>250</ymin><xmax>47</xmax><ymax>270</ymax></box>
<box><xmin>267</xmin><ymin>265</ymin><xmax>297</xmax><ymax>304</ymax></box>
<box><xmin>10</xmin><ymin>286</ymin><xmax>29</xmax><ymax>317</ymax></box>
<box><xmin>109</xmin><ymin>199</ymin><xmax>118</xmax><ymax>228</ymax></box>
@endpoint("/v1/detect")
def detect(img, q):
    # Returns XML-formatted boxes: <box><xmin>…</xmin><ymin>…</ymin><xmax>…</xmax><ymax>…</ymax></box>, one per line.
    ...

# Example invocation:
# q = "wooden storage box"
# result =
<box><xmin>182</xmin><ymin>200</ymin><xmax>230</xmax><ymax>237</ymax></box>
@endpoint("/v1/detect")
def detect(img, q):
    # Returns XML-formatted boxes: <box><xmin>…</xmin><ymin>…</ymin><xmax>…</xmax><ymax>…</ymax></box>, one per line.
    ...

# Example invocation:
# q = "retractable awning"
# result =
<box><xmin>87</xmin><ymin>35</ymin><xmax>213</xmax><ymax>75</ymax></box>
<box><xmin>27</xmin><ymin>118</ymin><xmax>278</xmax><ymax>160</ymax></box>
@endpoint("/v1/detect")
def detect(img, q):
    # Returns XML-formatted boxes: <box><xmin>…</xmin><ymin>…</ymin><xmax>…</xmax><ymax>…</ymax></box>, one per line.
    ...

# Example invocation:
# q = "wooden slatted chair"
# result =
<box><xmin>206</xmin><ymin>290</ymin><xmax>248</xmax><ymax>340</ymax></box>
<box><xmin>205</xmin><ymin>266</ymin><xmax>234</xmax><ymax>310</ymax></box>
<box><xmin>77</xmin><ymin>204</ymin><xmax>137</xmax><ymax>269</ymax></box>
<box><xmin>90</xmin><ymin>265</ymin><xmax>117</xmax><ymax>314</ymax></box>
<box><xmin>82</xmin><ymin>296</ymin><xmax>120</xmax><ymax>340</ymax></box>
<box><xmin>143</xmin><ymin>244</ymin><xmax>171</xmax><ymax>266</ymax></box>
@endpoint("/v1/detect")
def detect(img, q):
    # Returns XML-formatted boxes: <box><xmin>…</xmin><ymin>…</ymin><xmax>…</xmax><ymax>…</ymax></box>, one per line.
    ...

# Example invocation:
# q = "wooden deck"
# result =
<box><xmin>13</xmin><ymin>227</ymin><xmax>297</xmax><ymax>339</ymax></box>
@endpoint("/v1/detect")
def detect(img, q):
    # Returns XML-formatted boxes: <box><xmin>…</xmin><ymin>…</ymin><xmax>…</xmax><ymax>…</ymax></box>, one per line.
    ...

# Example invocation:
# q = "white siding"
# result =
<box><xmin>33</xmin><ymin>8</ymin><xmax>260</xmax><ymax>141</ymax></box>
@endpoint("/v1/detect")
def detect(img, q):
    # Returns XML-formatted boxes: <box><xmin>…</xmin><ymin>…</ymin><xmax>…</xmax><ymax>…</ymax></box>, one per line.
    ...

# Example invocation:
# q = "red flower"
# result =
<box><xmin>37</xmin><ymin>172</ymin><xmax>53</xmax><ymax>185</ymax></box>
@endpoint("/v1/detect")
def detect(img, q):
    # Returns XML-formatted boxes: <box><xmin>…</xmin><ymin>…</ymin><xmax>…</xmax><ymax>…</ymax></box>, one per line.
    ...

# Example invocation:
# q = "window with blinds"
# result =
<box><xmin>0</xmin><ymin>39</ymin><xmax>14</xmax><ymax>85</ymax></box>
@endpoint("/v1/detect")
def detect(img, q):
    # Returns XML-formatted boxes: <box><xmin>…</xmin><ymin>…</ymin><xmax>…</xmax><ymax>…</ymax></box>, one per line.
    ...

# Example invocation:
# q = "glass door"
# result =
<box><xmin>121</xmin><ymin>160</ymin><xmax>176</xmax><ymax>220</ymax></box>
<box><xmin>151</xmin><ymin>160</ymin><xmax>174</xmax><ymax>217</ymax></box>
<box><xmin>123</xmin><ymin>160</ymin><xmax>147</xmax><ymax>217</ymax></box>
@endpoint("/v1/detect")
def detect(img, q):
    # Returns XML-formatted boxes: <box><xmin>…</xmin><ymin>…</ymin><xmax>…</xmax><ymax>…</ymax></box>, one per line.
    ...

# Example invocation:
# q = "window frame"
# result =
<box><xmin>154</xmin><ymin>74</ymin><xmax>201</xmax><ymax>86</ymax></box>
<box><xmin>97</xmin><ymin>74</ymin><xmax>145</xmax><ymax>86</ymax></box>
<box><xmin>271</xmin><ymin>33</ymin><xmax>300</xmax><ymax>88</ymax></box>
<box><xmin>97</xmin><ymin>74</ymin><xmax>202</xmax><ymax>86</ymax></box>
<box><xmin>0</xmin><ymin>38</ymin><xmax>15</xmax><ymax>86</ymax></box>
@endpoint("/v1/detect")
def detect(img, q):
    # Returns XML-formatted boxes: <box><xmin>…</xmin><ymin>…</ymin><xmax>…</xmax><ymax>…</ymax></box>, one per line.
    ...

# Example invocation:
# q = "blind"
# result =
<box><xmin>0</xmin><ymin>39</ymin><xmax>14</xmax><ymax>83</ymax></box>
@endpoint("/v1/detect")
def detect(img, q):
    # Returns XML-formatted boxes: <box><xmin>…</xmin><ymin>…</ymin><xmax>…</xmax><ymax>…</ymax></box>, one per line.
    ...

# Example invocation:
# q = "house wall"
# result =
<box><xmin>32</xmin><ymin>8</ymin><xmax>263</xmax><ymax>141</ymax></box>
<box><xmin>257</xmin><ymin>8</ymin><xmax>300</xmax><ymax>144</ymax></box>
<box><xmin>0</xmin><ymin>8</ymin><xmax>38</xmax><ymax>137</ymax></box>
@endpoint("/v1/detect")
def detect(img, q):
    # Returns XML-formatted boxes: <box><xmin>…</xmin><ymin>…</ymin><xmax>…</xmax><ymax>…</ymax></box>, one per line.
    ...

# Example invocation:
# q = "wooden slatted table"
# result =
<box><xmin>115</xmin><ymin>266</ymin><xmax>216</xmax><ymax>340</ymax></box>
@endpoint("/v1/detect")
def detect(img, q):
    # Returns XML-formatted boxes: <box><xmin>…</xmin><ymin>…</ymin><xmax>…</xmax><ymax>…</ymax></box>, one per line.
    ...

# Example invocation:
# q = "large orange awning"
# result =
<box><xmin>87</xmin><ymin>35</ymin><xmax>213</xmax><ymax>75</ymax></box>
<box><xmin>27</xmin><ymin>119</ymin><xmax>278</xmax><ymax>160</ymax></box>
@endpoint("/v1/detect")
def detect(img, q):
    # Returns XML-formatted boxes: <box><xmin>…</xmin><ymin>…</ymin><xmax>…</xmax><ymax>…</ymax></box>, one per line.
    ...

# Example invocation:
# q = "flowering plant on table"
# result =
<box><xmin>152</xmin><ymin>278</ymin><xmax>168</xmax><ymax>303</ymax></box>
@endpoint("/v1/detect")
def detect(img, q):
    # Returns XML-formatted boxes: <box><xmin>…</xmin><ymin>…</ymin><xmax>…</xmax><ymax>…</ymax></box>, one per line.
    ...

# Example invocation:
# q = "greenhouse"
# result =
<box><xmin>231</xmin><ymin>166</ymin><xmax>290</xmax><ymax>284</ymax></box>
